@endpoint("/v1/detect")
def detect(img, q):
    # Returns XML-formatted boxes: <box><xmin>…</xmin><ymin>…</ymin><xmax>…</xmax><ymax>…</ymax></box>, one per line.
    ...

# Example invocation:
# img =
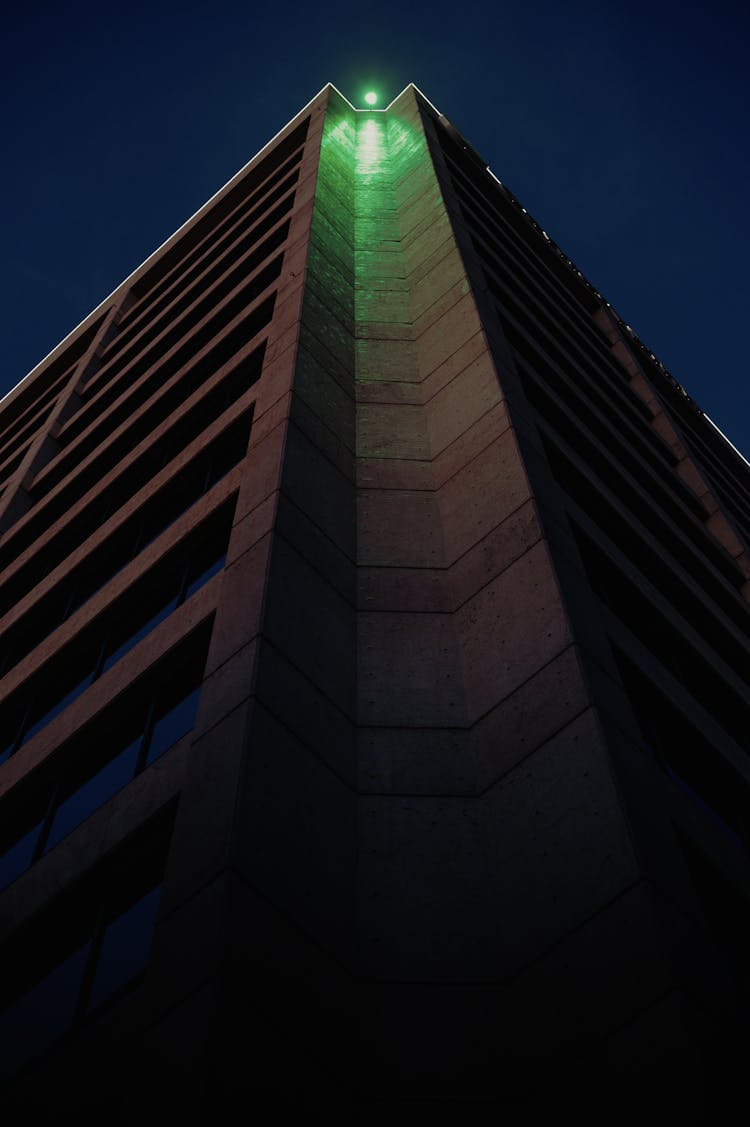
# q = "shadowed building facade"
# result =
<box><xmin>1</xmin><ymin>84</ymin><xmax>749</xmax><ymax>1122</ymax></box>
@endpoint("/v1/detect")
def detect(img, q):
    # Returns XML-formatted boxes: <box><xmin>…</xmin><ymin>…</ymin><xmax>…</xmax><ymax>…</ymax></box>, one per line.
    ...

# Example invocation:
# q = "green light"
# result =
<box><xmin>364</xmin><ymin>91</ymin><xmax>378</xmax><ymax>106</ymax></box>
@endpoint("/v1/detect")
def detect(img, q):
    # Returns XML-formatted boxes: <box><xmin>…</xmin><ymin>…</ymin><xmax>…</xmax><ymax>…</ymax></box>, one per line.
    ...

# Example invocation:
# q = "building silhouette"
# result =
<box><xmin>0</xmin><ymin>83</ymin><xmax>749</xmax><ymax>1122</ymax></box>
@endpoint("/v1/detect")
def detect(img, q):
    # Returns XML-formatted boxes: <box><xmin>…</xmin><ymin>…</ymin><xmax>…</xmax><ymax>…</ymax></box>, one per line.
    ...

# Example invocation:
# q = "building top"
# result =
<box><xmin>2</xmin><ymin>82</ymin><xmax>747</xmax><ymax>473</ymax></box>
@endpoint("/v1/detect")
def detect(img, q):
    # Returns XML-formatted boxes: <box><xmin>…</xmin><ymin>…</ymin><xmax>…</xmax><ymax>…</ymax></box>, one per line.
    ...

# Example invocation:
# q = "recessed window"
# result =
<box><xmin>615</xmin><ymin>651</ymin><xmax>748</xmax><ymax>850</ymax></box>
<box><xmin>85</xmin><ymin>883</ymin><xmax>163</xmax><ymax>1014</ymax></box>
<box><xmin>0</xmin><ymin>501</ymin><xmax>232</xmax><ymax>764</ymax></box>
<box><xmin>0</xmin><ymin>624</ymin><xmax>211</xmax><ymax>892</ymax></box>
<box><xmin>0</xmin><ymin>408</ymin><xmax>252</xmax><ymax>675</ymax></box>
<box><xmin>0</xmin><ymin>323</ymin><xmax>265</xmax><ymax>584</ymax></box>
<box><xmin>0</xmin><ymin>682</ymin><xmax>198</xmax><ymax>887</ymax></box>
<box><xmin>0</xmin><ymin>811</ymin><xmax>174</xmax><ymax>1079</ymax></box>
<box><xmin>572</xmin><ymin>525</ymin><xmax>750</xmax><ymax>749</ymax></box>
<box><xmin>44</xmin><ymin>738</ymin><xmax>142</xmax><ymax>855</ymax></box>
<box><xmin>146</xmin><ymin>686</ymin><xmax>201</xmax><ymax>767</ymax></box>
<box><xmin>0</xmin><ymin>943</ymin><xmax>93</xmax><ymax>1078</ymax></box>
<box><xmin>0</xmin><ymin>820</ymin><xmax>44</xmax><ymax>891</ymax></box>
<box><xmin>677</xmin><ymin>830</ymin><xmax>750</xmax><ymax>1002</ymax></box>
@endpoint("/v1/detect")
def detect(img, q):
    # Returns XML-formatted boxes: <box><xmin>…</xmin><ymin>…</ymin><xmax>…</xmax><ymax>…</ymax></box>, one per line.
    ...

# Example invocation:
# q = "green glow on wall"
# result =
<box><xmin>355</xmin><ymin>116</ymin><xmax>387</xmax><ymax>180</ymax></box>
<box><xmin>313</xmin><ymin>96</ymin><xmax>435</xmax><ymax>331</ymax></box>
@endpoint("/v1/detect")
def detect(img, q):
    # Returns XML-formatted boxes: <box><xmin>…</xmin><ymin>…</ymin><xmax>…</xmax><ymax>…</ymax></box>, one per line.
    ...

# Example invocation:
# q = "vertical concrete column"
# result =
<box><xmin>219</xmin><ymin>89</ymin><xmax>360</xmax><ymax>1107</ymax></box>
<box><xmin>355</xmin><ymin>94</ymin><xmax>465</xmax><ymax>773</ymax></box>
<box><xmin>142</xmin><ymin>94</ymin><xmax>356</xmax><ymax>1099</ymax></box>
<box><xmin>352</xmin><ymin>91</ymin><xmax>669</xmax><ymax>1107</ymax></box>
<box><xmin>232</xmin><ymin>86</ymin><xmax>359</xmax><ymax>962</ymax></box>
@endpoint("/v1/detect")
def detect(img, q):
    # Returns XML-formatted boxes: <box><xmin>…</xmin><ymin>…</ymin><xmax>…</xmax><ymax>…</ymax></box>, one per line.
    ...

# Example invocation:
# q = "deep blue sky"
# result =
<box><xmin>3</xmin><ymin>0</ymin><xmax>749</xmax><ymax>457</ymax></box>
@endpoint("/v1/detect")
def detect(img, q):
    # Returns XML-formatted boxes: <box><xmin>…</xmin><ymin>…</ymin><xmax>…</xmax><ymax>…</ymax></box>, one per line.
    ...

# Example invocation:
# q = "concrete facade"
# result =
<box><xmin>0</xmin><ymin>84</ymin><xmax>749</xmax><ymax>1123</ymax></box>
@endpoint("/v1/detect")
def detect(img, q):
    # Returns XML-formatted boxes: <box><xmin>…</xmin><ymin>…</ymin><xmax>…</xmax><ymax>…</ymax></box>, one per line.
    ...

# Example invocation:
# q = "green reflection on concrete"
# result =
<box><xmin>305</xmin><ymin>98</ymin><xmax>357</xmax><ymax>375</ymax></box>
<box><xmin>353</xmin><ymin>113</ymin><xmax>413</xmax><ymax>325</ymax></box>
<box><xmin>311</xmin><ymin>91</ymin><xmax>439</xmax><ymax>376</ymax></box>
<box><xmin>355</xmin><ymin>115</ymin><xmax>387</xmax><ymax>181</ymax></box>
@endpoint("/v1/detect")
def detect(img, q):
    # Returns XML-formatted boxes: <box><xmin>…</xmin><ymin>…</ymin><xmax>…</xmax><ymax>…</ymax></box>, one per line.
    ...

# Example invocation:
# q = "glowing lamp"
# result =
<box><xmin>364</xmin><ymin>91</ymin><xmax>378</xmax><ymax>106</ymax></box>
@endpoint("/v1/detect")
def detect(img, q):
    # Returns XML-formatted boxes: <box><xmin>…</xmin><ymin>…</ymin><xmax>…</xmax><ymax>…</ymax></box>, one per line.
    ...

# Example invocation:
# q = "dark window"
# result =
<box><xmin>117</xmin><ymin>150</ymin><xmax>302</xmax><ymax>341</ymax></box>
<box><xmin>0</xmin><ymin>320</ymin><xmax>266</xmax><ymax>580</ymax></box>
<box><xmin>85</xmin><ymin>195</ymin><xmax>295</xmax><ymax>417</ymax></box>
<box><xmin>85</xmin><ymin>883</ymin><xmax>163</xmax><ymax>1014</ymax></box>
<box><xmin>435</xmin><ymin>123</ymin><xmax>600</xmax><ymax>317</ymax></box>
<box><xmin>63</xmin><ymin>213</ymin><xmax>290</xmax><ymax>456</ymax></box>
<box><xmin>22</xmin><ymin>666</ymin><xmax>98</xmax><ymax>746</ymax></box>
<box><xmin>678</xmin><ymin>830</ymin><xmax>750</xmax><ymax>1002</ymax></box>
<box><xmin>0</xmin><ymin>810</ymin><xmax>174</xmax><ymax>1079</ymax></box>
<box><xmin>459</xmin><ymin>194</ymin><xmax>622</xmax><ymax>380</ymax></box>
<box><xmin>653</xmin><ymin>372</ymin><xmax>750</xmax><ymax>522</ymax></box>
<box><xmin>33</xmin><ymin>254</ymin><xmax>280</xmax><ymax>503</ymax></box>
<box><xmin>0</xmin><ymin>406</ymin><xmax>252</xmax><ymax>655</ymax></box>
<box><xmin>0</xmin><ymin>626</ymin><xmax>209</xmax><ymax>892</ymax></box>
<box><xmin>126</xmin><ymin>118</ymin><xmax>308</xmax><ymax>306</ymax></box>
<box><xmin>0</xmin><ymin>370</ymin><xmax>70</xmax><ymax>465</ymax></box>
<box><xmin>504</xmin><ymin>318</ymin><xmax>674</xmax><ymax>471</ymax></box>
<box><xmin>0</xmin><ymin>316</ymin><xmax>103</xmax><ymax>459</ymax></box>
<box><xmin>146</xmin><ymin>685</ymin><xmax>201</xmax><ymax>766</ymax></box>
<box><xmin>524</xmin><ymin>366</ymin><xmax>744</xmax><ymax>591</ymax></box>
<box><xmin>100</xmin><ymin>593</ymin><xmax>181</xmax><ymax>676</ymax></box>
<box><xmin>43</xmin><ymin>737</ymin><xmax>141</xmax><ymax>855</ymax></box>
<box><xmin>0</xmin><ymin>943</ymin><xmax>92</xmax><ymax>1078</ymax></box>
<box><xmin>0</xmin><ymin>820</ymin><xmax>44</xmax><ymax>891</ymax></box>
<box><xmin>539</xmin><ymin>429</ymin><xmax>749</xmax><ymax>633</ymax></box>
<box><xmin>572</xmin><ymin>525</ymin><xmax>750</xmax><ymax>748</ymax></box>
<box><xmin>0</xmin><ymin>445</ymin><xmax>29</xmax><ymax>490</ymax></box>
<box><xmin>616</xmin><ymin>651</ymin><xmax>749</xmax><ymax>849</ymax></box>
<box><xmin>0</xmin><ymin>499</ymin><xmax>229</xmax><ymax>763</ymax></box>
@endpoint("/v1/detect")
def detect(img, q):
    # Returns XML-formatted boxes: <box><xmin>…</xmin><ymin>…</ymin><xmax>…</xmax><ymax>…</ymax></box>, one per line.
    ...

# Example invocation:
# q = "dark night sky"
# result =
<box><xmin>3</xmin><ymin>0</ymin><xmax>749</xmax><ymax>458</ymax></box>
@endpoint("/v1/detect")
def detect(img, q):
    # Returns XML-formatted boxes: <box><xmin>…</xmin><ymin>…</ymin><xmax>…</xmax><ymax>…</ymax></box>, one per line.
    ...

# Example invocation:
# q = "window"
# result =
<box><xmin>540</xmin><ymin>429</ymin><xmax>747</xmax><ymax>630</ymax></box>
<box><xmin>572</xmin><ymin>525</ymin><xmax>750</xmax><ymax>748</ymax></box>
<box><xmin>85</xmin><ymin>883</ymin><xmax>163</xmax><ymax>1013</ymax></box>
<box><xmin>80</xmin><ymin>205</ymin><xmax>293</xmax><ymax>423</ymax></box>
<box><xmin>615</xmin><ymin>651</ymin><xmax>748</xmax><ymax>850</ymax></box>
<box><xmin>115</xmin><ymin>160</ymin><xmax>300</xmax><ymax>352</ymax></box>
<box><xmin>0</xmin><ymin>406</ymin><xmax>252</xmax><ymax>655</ymax></box>
<box><xmin>0</xmin><ymin>662</ymin><xmax>205</xmax><ymax>892</ymax></box>
<box><xmin>0</xmin><ymin>943</ymin><xmax>93</xmax><ymax>1077</ymax></box>
<box><xmin>0</xmin><ymin>819</ymin><xmax>45</xmax><ymax>891</ymax></box>
<box><xmin>0</xmin><ymin>811</ymin><xmax>174</xmax><ymax>1079</ymax></box>
<box><xmin>126</xmin><ymin>117</ymin><xmax>308</xmax><ymax>306</ymax></box>
<box><xmin>0</xmin><ymin>325</ymin><xmax>266</xmax><ymax>582</ymax></box>
<box><xmin>677</xmin><ymin>830</ymin><xmax>750</xmax><ymax>1002</ymax></box>
<box><xmin>43</xmin><ymin>736</ymin><xmax>142</xmax><ymax>854</ymax></box>
<box><xmin>32</xmin><ymin>268</ymin><xmax>277</xmax><ymax>504</ymax></box>
<box><xmin>0</xmin><ymin>316</ymin><xmax>103</xmax><ymax>464</ymax></box>
<box><xmin>0</xmin><ymin>500</ymin><xmax>231</xmax><ymax>764</ymax></box>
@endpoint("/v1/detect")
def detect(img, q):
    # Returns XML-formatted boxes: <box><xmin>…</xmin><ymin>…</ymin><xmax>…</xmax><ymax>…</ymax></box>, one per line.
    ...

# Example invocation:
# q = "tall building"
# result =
<box><xmin>1</xmin><ymin>83</ymin><xmax>749</xmax><ymax>1122</ymax></box>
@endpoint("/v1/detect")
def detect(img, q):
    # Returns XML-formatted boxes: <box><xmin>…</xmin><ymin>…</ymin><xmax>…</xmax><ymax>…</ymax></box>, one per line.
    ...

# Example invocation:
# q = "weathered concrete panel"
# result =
<box><xmin>456</xmin><ymin>539</ymin><xmax>573</xmax><ymax>720</ymax></box>
<box><xmin>356</xmin><ymin>403</ymin><xmax>430</xmax><ymax>460</ymax></box>
<box><xmin>358</xmin><ymin>610</ymin><xmax>466</xmax><ymax>726</ymax></box>
<box><xmin>358</xmin><ymin>489</ymin><xmax>444</xmax><ymax>567</ymax></box>
<box><xmin>438</xmin><ymin>425</ymin><xmax>534</xmax><ymax>565</ymax></box>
